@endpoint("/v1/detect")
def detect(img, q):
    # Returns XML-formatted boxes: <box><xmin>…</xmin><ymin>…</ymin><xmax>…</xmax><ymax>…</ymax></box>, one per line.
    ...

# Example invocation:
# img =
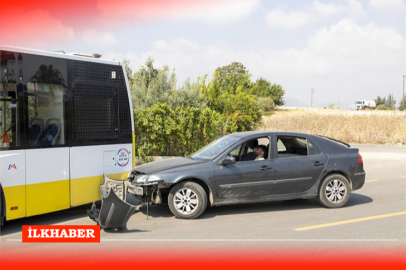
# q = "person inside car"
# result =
<box><xmin>254</xmin><ymin>145</ymin><xmax>267</xmax><ymax>160</ymax></box>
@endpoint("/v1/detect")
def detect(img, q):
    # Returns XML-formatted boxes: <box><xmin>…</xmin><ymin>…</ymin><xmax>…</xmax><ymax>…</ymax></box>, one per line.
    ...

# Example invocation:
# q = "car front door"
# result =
<box><xmin>272</xmin><ymin>135</ymin><xmax>327</xmax><ymax>195</ymax></box>
<box><xmin>213</xmin><ymin>136</ymin><xmax>274</xmax><ymax>200</ymax></box>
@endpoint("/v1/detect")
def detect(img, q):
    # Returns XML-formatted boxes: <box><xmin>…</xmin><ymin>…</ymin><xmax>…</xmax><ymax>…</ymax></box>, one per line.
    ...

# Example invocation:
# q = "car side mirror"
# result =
<box><xmin>220</xmin><ymin>156</ymin><xmax>236</xmax><ymax>166</ymax></box>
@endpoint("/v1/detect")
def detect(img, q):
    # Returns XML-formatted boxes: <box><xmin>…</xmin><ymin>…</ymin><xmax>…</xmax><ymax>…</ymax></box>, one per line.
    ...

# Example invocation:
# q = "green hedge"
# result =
<box><xmin>134</xmin><ymin>103</ymin><xmax>224</xmax><ymax>161</ymax></box>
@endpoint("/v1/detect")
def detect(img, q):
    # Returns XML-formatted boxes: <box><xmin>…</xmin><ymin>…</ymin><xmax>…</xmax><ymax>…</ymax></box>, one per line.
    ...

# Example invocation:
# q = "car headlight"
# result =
<box><xmin>136</xmin><ymin>175</ymin><xmax>148</xmax><ymax>184</ymax></box>
<box><xmin>135</xmin><ymin>174</ymin><xmax>162</xmax><ymax>184</ymax></box>
<box><xmin>147</xmin><ymin>175</ymin><xmax>162</xmax><ymax>183</ymax></box>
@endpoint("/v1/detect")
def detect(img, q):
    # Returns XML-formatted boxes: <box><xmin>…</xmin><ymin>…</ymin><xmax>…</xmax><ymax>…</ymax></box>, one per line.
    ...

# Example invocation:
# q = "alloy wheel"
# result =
<box><xmin>325</xmin><ymin>179</ymin><xmax>347</xmax><ymax>203</ymax></box>
<box><xmin>174</xmin><ymin>188</ymin><xmax>199</xmax><ymax>215</ymax></box>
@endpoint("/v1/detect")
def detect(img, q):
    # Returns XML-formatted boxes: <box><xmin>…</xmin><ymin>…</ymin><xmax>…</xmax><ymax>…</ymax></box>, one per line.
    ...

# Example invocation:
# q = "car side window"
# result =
<box><xmin>232</xmin><ymin>137</ymin><xmax>270</xmax><ymax>162</ymax></box>
<box><xmin>229</xmin><ymin>144</ymin><xmax>242</xmax><ymax>161</ymax></box>
<box><xmin>308</xmin><ymin>139</ymin><xmax>321</xmax><ymax>155</ymax></box>
<box><xmin>277</xmin><ymin>136</ymin><xmax>309</xmax><ymax>158</ymax></box>
<box><xmin>277</xmin><ymin>139</ymin><xmax>286</xmax><ymax>152</ymax></box>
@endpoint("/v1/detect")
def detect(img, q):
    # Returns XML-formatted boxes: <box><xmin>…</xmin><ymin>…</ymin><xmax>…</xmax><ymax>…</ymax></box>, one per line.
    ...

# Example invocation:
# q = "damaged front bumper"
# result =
<box><xmin>87</xmin><ymin>174</ymin><xmax>167</xmax><ymax>230</ymax></box>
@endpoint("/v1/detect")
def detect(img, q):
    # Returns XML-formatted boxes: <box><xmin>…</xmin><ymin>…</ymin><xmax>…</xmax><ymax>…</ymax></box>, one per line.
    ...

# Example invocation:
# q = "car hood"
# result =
<box><xmin>131</xmin><ymin>157</ymin><xmax>206</xmax><ymax>174</ymax></box>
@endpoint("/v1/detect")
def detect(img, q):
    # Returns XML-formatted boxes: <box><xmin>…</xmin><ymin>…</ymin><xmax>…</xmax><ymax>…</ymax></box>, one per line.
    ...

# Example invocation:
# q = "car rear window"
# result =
<box><xmin>277</xmin><ymin>136</ymin><xmax>322</xmax><ymax>158</ymax></box>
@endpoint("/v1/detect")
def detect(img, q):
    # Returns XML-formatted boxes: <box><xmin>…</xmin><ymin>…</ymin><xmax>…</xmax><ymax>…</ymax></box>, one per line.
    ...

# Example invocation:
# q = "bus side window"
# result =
<box><xmin>24</xmin><ymin>54</ymin><xmax>67</xmax><ymax>147</ymax></box>
<box><xmin>0</xmin><ymin>51</ymin><xmax>23</xmax><ymax>149</ymax></box>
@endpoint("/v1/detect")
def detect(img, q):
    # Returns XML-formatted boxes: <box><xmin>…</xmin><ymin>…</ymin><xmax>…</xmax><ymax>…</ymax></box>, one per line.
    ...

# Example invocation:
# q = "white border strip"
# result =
<box><xmin>5</xmin><ymin>239</ymin><xmax>399</xmax><ymax>242</ymax></box>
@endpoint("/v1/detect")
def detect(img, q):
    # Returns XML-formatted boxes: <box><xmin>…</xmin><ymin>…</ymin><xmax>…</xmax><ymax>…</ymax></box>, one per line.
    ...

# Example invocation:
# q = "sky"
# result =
<box><xmin>1</xmin><ymin>0</ymin><xmax>405</xmax><ymax>108</ymax></box>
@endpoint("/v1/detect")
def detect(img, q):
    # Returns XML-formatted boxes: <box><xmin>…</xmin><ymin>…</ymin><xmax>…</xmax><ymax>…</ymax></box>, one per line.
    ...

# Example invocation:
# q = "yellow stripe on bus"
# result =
<box><xmin>26</xmin><ymin>179</ymin><xmax>70</xmax><ymax>217</ymax></box>
<box><xmin>3</xmin><ymin>185</ymin><xmax>26</xmax><ymax>220</ymax></box>
<box><xmin>70</xmin><ymin>172</ymin><xmax>129</xmax><ymax>207</ymax></box>
<box><xmin>4</xmin><ymin>172</ymin><xmax>130</xmax><ymax>220</ymax></box>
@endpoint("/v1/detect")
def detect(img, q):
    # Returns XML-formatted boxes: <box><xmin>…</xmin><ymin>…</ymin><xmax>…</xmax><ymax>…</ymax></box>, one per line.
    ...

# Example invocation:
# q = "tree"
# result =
<box><xmin>205</xmin><ymin>62</ymin><xmax>252</xmax><ymax>109</ymax></box>
<box><xmin>385</xmin><ymin>93</ymin><xmax>396</xmax><ymax>109</ymax></box>
<box><xmin>398</xmin><ymin>95</ymin><xmax>406</xmax><ymax>111</ymax></box>
<box><xmin>201</xmin><ymin>62</ymin><xmax>264</xmax><ymax>132</ymax></box>
<box><xmin>220</xmin><ymin>90</ymin><xmax>263</xmax><ymax>133</ymax></box>
<box><xmin>168</xmin><ymin>77</ymin><xmax>208</xmax><ymax>109</ymax></box>
<box><xmin>375</xmin><ymin>96</ymin><xmax>386</xmax><ymax>106</ymax></box>
<box><xmin>123</xmin><ymin>59</ymin><xmax>133</xmax><ymax>86</ymax></box>
<box><xmin>131</xmin><ymin>58</ymin><xmax>176</xmax><ymax>110</ymax></box>
<box><xmin>250</xmin><ymin>78</ymin><xmax>285</xmax><ymax>106</ymax></box>
<box><xmin>212</xmin><ymin>62</ymin><xmax>251</xmax><ymax>95</ymax></box>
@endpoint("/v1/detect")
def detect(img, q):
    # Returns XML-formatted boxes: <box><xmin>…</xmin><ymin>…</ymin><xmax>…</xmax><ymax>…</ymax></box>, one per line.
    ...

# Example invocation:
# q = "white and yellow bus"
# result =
<box><xmin>0</xmin><ymin>46</ymin><xmax>135</xmax><ymax>224</ymax></box>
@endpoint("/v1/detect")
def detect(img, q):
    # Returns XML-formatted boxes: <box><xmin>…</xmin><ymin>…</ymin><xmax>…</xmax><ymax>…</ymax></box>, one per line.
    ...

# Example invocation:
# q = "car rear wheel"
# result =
<box><xmin>168</xmin><ymin>181</ymin><xmax>207</xmax><ymax>219</ymax></box>
<box><xmin>318</xmin><ymin>174</ymin><xmax>351</xmax><ymax>208</ymax></box>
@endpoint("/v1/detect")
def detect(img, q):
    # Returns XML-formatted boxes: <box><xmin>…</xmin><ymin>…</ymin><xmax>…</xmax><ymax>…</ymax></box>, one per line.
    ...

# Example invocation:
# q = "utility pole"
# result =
<box><xmin>311</xmin><ymin>88</ymin><xmax>315</xmax><ymax>108</ymax></box>
<box><xmin>403</xmin><ymin>76</ymin><xmax>405</xmax><ymax>111</ymax></box>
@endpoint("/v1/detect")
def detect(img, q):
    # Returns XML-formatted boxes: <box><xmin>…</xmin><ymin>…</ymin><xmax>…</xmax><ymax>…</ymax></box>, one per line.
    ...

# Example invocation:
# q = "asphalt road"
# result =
<box><xmin>1</xmin><ymin>144</ymin><xmax>405</xmax><ymax>257</ymax></box>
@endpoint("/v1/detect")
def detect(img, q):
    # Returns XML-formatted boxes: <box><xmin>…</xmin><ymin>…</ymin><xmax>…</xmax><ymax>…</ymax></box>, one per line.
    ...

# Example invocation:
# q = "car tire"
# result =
<box><xmin>318</xmin><ymin>174</ymin><xmax>351</xmax><ymax>208</ymax></box>
<box><xmin>168</xmin><ymin>181</ymin><xmax>207</xmax><ymax>219</ymax></box>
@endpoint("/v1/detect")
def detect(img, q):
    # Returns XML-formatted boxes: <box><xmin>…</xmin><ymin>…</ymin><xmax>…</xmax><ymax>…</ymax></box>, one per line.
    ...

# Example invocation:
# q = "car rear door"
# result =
<box><xmin>271</xmin><ymin>135</ymin><xmax>327</xmax><ymax>195</ymax></box>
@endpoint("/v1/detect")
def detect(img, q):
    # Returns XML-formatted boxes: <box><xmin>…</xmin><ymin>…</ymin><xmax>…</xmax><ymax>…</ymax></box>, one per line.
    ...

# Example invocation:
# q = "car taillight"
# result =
<box><xmin>357</xmin><ymin>155</ymin><xmax>363</xmax><ymax>164</ymax></box>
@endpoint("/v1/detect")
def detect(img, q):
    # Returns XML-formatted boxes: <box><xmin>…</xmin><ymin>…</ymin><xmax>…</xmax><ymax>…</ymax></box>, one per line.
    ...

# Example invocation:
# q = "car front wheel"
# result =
<box><xmin>318</xmin><ymin>174</ymin><xmax>351</xmax><ymax>208</ymax></box>
<box><xmin>168</xmin><ymin>181</ymin><xmax>207</xmax><ymax>219</ymax></box>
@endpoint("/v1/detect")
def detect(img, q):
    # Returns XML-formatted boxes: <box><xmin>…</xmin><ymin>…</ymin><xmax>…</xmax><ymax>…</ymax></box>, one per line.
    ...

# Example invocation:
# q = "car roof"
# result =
<box><xmin>229</xmin><ymin>131</ymin><xmax>314</xmax><ymax>138</ymax></box>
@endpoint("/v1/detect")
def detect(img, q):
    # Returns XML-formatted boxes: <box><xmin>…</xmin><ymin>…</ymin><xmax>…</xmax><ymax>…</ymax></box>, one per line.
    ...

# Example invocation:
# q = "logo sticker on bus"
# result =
<box><xmin>8</xmin><ymin>164</ymin><xmax>17</xmax><ymax>170</ymax></box>
<box><xmin>117</xmin><ymin>148</ymin><xmax>129</xmax><ymax>167</ymax></box>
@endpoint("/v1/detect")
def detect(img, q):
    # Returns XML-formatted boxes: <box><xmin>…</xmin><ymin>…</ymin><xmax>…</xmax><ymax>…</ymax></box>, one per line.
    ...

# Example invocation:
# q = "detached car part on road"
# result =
<box><xmin>90</xmin><ymin>131</ymin><xmax>366</xmax><ymax>227</ymax></box>
<box><xmin>88</xmin><ymin>177</ymin><xmax>136</xmax><ymax>229</ymax></box>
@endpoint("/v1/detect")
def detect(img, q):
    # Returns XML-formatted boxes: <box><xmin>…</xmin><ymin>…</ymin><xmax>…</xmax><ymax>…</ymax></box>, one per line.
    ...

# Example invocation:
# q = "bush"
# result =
<box><xmin>134</xmin><ymin>103</ymin><xmax>224</xmax><ymax>161</ymax></box>
<box><xmin>257</xmin><ymin>97</ymin><xmax>275</xmax><ymax>113</ymax></box>
<box><xmin>376</xmin><ymin>105</ymin><xmax>393</xmax><ymax>110</ymax></box>
<box><xmin>218</xmin><ymin>91</ymin><xmax>263</xmax><ymax>133</ymax></box>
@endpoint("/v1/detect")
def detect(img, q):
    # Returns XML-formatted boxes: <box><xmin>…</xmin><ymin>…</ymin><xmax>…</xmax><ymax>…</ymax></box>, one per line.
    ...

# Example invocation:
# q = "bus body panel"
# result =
<box><xmin>0</xmin><ymin>150</ymin><xmax>26</xmax><ymax>220</ymax></box>
<box><xmin>70</xmin><ymin>143</ymin><xmax>132</xmax><ymax>207</ymax></box>
<box><xmin>25</xmin><ymin>148</ymin><xmax>70</xmax><ymax>217</ymax></box>
<box><xmin>121</xmin><ymin>62</ymin><xmax>136</xmax><ymax>168</ymax></box>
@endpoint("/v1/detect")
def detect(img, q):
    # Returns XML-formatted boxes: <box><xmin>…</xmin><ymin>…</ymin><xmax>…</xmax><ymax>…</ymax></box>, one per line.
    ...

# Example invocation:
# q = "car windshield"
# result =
<box><xmin>191</xmin><ymin>135</ymin><xmax>241</xmax><ymax>160</ymax></box>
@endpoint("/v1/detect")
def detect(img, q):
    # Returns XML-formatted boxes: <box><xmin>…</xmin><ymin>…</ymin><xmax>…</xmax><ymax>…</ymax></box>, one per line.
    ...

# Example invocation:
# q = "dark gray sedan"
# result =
<box><xmin>112</xmin><ymin>131</ymin><xmax>365</xmax><ymax>220</ymax></box>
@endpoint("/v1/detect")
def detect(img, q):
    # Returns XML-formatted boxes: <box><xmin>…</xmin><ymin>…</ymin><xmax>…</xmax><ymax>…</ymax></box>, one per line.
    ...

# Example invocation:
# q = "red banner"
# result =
<box><xmin>22</xmin><ymin>225</ymin><xmax>100</xmax><ymax>243</ymax></box>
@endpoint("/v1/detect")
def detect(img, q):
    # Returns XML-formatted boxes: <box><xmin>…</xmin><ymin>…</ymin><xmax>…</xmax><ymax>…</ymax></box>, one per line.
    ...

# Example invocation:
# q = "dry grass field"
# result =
<box><xmin>259</xmin><ymin>108</ymin><xmax>406</xmax><ymax>145</ymax></box>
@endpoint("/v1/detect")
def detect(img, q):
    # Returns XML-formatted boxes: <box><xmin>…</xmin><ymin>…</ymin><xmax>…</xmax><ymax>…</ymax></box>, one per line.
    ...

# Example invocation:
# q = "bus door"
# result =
<box><xmin>0</xmin><ymin>51</ymin><xmax>26</xmax><ymax>220</ymax></box>
<box><xmin>23</xmin><ymin>55</ymin><xmax>70</xmax><ymax>217</ymax></box>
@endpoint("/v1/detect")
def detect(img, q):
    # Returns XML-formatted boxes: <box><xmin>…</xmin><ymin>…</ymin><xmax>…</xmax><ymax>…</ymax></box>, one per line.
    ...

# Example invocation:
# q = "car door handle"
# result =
<box><xmin>313</xmin><ymin>161</ymin><xmax>324</xmax><ymax>166</ymax></box>
<box><xmin>260</xmin><ymin>166</ymin><xmax>272</xmax><ymax>171</ymax></box>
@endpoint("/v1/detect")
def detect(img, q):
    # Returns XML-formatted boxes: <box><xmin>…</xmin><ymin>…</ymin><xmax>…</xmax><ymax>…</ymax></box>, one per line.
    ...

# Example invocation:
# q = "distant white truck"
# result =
<box><xmin>355</xmin><ymin>100</ymin><xmax>376</xmax><ymax>110</ymax></box>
